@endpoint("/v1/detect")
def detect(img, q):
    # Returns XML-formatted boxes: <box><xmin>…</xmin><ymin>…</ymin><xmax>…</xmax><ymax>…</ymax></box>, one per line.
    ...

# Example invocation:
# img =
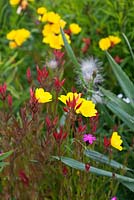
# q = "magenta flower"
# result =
<box><xmin>83</xmin><ymin>134</ymin><xmax>96</xmax><ymax>144</ymax></box>
<box><xmin>111</xmin><ymin>197</ymin><xmax>117</xmax><ymax>200</ymax></box>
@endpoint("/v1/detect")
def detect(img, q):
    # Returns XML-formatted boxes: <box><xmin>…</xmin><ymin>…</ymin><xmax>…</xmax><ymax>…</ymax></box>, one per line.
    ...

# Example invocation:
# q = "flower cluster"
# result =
<box><xmin>99</xmin><ymin>35</ymin><xmax>121</xmax><ymax>51</ymax></box>
<box><xmin>6</xmin><ymin>28</ymin><xmax>30</xmax><ymax>48</ymax></box>
<box><xmin>37</xmin><ymin>7</ymin><xmax>81</xmax><ymax>49</ymax></box>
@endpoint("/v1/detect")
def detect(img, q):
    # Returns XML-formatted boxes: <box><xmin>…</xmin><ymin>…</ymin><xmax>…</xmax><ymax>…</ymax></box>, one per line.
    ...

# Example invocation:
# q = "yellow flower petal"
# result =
<box><xmin>10</xmin><ymin>0</ymin><xmax>20</xmax><ymax>6</ymax></box>
<box><xmin>111</xmin><ymin>132</ymin><xmax>123</xmax><ymax>151</ymax></box>
<box><xmin>99</xmin><ymin>37</ymin><xmax>111</xmax><ymax>51</ymax></box>
<box><xmin>35</xmin><ymin>88</ymin><xmax>52</xmax><ymax>103</ymax></box>
<box><xmin>76</xmin><ymin>99</ymin><xmax>97</xmax><ymax>117</ymax></box>
<box><xmin>37</xmin><ymin>7</ymin><xmax>47</xmax><ymax>15</ymax></box>
<box><xmin>69</xmin><ymin>23</ymin><xmax>81</xmax><ymax>34</ymax></box>
<box><xmin>109</xmin><ymin>35</ymin><xmax>121</xmax><ymax>45</ymax></box>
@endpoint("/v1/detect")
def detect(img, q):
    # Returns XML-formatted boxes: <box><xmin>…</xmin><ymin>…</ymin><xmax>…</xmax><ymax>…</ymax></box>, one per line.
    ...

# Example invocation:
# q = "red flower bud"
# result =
<box><xmin>85</xmin><ymin>163</ymin><xmax>90</xmax><ymax>171</ymax></box>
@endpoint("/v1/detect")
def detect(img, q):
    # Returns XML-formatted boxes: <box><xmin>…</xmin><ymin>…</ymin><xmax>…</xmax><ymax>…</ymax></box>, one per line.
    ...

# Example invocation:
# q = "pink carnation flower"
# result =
<box><xmin>83</xmin><ymin>134</ymin><xmax>96</xmax><ymax>144</ymax></box>
<box><xmin>111</xmin><ymin>197</ymin><xmax>117</xmax><ymax>200</ymax></box>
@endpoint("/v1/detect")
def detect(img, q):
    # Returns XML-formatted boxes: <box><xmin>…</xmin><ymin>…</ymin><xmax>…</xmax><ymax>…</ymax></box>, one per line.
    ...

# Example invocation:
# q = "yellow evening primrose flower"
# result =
<box><xmin>58</xmin><ymin>92</ymin><xmax>82</xmax><ymax>104</ymax></box>
<box><xmin>9</xmin><ymin>41</ymin><xmax>17</xmax><ymax>49</ymax></box>
<box><xmin>109</xmin><ymin>35</ymin><xmax>121</xmax><ymax>45</ymax></box>
<box><xmin>6</xmin><ymin>30</ymin><xmax>17</xmax><ymax>40</ymax></box>
<box><xmin>7</xmin><ymin>28</ymin><xmax>30</xmax><ymax>48</ymax></box>
<box><xmin>76</xmin><ymin>99</ymin><xmax>97</xmax><ymax>117</ymax></box>
<box><xmin>69</xmin><ymin>23</ymin><xmax>81</xmax><ymax>34</ymax></box>
<box><xmin>99</xmin><ymin>37</ymin><xmax>111</xmax><ymax>51</ymax></box>
<box><xmin>58</xmin><ymin>92</ymin><xmax>97</xmax><ymax>117</ymax></box>
<box><xmin>43</xmin><ymin>32</ymin><xmax>71</xmax><ymax>49</ymax></box>
<box><xmin>37</xmin><ymin>7</ymin><xmax>47</xmax><ymax>15</ymax></box>
<box><xmin>46</xmin><ymin>11</ymin><xmax>61</xmax><ymax>24</ymax></box>
<box><xmin>10</xmin><ymin>0</ymin><xmax>20</xmax><ymax>6</ymax></box>
<box><xmin>111</xmin><ymin>132</ymin><xmax>123</xmax><ymax>151</ymax></box>
<box><xmin>15</xmin><ymin>29</ymin><xmax>30</xmax><ymax>46</ymax></box>
<box><xmin>35</xmin><ymin>88</ymin><xmax>52</xmax><ymax>103</ymax></box>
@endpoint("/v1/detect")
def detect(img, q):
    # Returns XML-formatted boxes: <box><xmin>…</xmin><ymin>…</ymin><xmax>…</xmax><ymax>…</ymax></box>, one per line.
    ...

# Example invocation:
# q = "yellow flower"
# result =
<box><xmin>69</xmin><ymin>23</ymin><xmax>81</xmax><ymax>34</ymax></box>
<box><xmin>109</xmin><ymin>35</ymin><xmax>121</xmax><ymax>45</ymax></box>
<box><xmin>6</xmin><ymin>30</ymin><xmax>17</xmax><ymax>40</ymax></box>
<box><xmin>7</xmin><ymin>28</ymin><xmax>30</xmax><ymax>48</ymax></box>
<box><xmin>9</xmin><ymin>41</ymin><xmax>17</xmax><ymax>49</ymax></box>
<box><xmin>37</xmin><ymin>7</ymin><xmax>47</xmax><ymax>15</ymax></box>
<box><xmin>58</xmin><ymin>92</ymin><xmax>82</xmax><ymax>104</ymax></box>
<box><xmin>9</xmin><ymin>0</ymin><xmax>34</xmax><ymax>6</ymax></box>
<box><xmin>35</xmin><ymin>88</ymin><xmax>52</xmax><ymax>103</ymax></box>
<box><xmin>46</xmin><ymin>11</ymin><xmax>61</xmax><ymax>24</ymax></box>
<box><xmin>43</xmin><ymin>33</ymin><xmax>71</xmax><ymax>50</ymax></box>
<box><xmin>99</xmin><ymin>37</ymin><xmax>111</xmax><ymax>51</ymax></box>
<box><xmin>111</xmin><ymin>132</ymin><xmax>123</xmax><ymax>151</ymax></box>
<box><xmin>58</xmin><ymin>92</ymin><xmax>97</xmax><ymax>117</ymax></box>
<box><xmin>9</xmin><ymin>0</ymin><xmax>20</xmax><ymax>5</ymax></box>
<box><xmin>14</xmin><ymin>29</ymin><xmax>30</xmax><ymax>46</ymax></box>
<box><xmin>76</xmin><ymin>99</ymin><xmax>97</xmax><ymax>117</ymax></box>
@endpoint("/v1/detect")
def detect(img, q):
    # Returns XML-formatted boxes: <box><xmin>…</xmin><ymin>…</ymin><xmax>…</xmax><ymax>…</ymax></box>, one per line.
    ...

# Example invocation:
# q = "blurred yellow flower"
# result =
<box><xmin>58</xmin><ymin>92</ymin><xmax>97</xmax><ymax>117</ymax></box>
<box><xmin>99</xmin><ymin>37</ymin><xmax>111</xmax><ymax>51</ymax></box>
<box><xmin>99</xmin><ymin>35</ymin><xmax>121</xmax><ymax>50</ymax></box>
<box><xmin>46</xmin><ymin>11</ymin><xmax>61</xmax><ymax>24</ymax></box>
<box><xmin>109</xmin><ymin>35</ymin><xmax>121</xmax><ymax>45</ymax></box>
<box><xmin>6</xmin><ymin>28</ymin><xmax>30</xmax><ymax>48</ymax></box>
<box><xmin>10</xmin><ymin>0</ymin><xmax>34</xmax><ymax>6</ymax></box>
<box><xmin>6</xmin><ymin>30</ymin><xmax>17</xmax><ymax>40</ymax></box>
<box><xmin>9</xmin><ymin>0</ymin><xmax>20</xmax><ymax>5</ymax></box>
<box><xmin>35</xmin><ymin>88</ymin><xmax>52</xmax><ymax>103</ymax></box>
<box><xmin>9</xmin><ymin>41</ymin><xmax>17</xmax><ymax>49</ymax></box>
<box><xmin>69</xmin><ymin>23</ymin><xmax>81</xmax><ymax>34</ymax></box>
<box><xmin>43</xmin><ymin>33</ymin><xmax>70</xmax><ymax>50</ymax></box>
<box><xmin>111</xmin><ymin>132</ymin><xmax>123</xmax><ymax>151</ymax></box>
<box><xmin>37</xmin><ymin>7</ymin><xmax>47</xmax><ymax>15</ymax></box>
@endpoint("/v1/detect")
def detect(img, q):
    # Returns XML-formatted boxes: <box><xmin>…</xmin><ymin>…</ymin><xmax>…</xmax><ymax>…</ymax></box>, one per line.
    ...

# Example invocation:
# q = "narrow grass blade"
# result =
<box><xmin>122</xmin><ymin>33</ymin><xmax>134</xmax><ymax>61</ymax></box>
<box><xmin>60</xmin><ymin>28</ymin><xmax>81</xmax><ymax>69</ymax></box>
<box><xmin>106</xmin><ymin>51</ymin><xmax>134</xmax><ymax>108</ymax></box>
<box><xmin>0</xmin><ymin>150</ymin><xmax>13</xmax><ymax>161</ymax></box>
<box><xmin>100</xmin><ymin>87</ymin><xmax>134</xmax><ymax>116</ymax></box>
<box><xmin>84</xmin><ymin>149</ymin><xmax>133</xmax><ymax>172</ymax></box>
<box><xmin>107</xmin><ymin>101</ymin><xmax>134</xmax><ymax>131</ymax></box>
<box><xmin>53</xmin><ymin>156</ymin><xmax>134</xmax><ymax>192</ymax></box>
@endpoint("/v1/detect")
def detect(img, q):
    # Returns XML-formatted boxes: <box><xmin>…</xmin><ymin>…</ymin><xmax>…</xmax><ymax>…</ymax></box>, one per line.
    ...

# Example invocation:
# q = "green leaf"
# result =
<box><xmin>84</xmin><ymin>149</ymin><xmax>133</xmax><ymax>172</ymax></box>
<box><xmin>100</xmin><ymin>87</ymin><xmax>134</xmax><ymax>116</ymax></box>
<box><xmin>122</xmin><ymin>33</ymin><xmax>134</xmax><ymax>62</ymax></box>
<box><xmin>53</xmin><ymin>156</ymin><xmax>134</xmax><ymax>192</ymax></box>
<box><xmin>107</xmin><ymin>101</ymin><xmax>134</xmax><ymax>131</ymax></box>
<box><xmin>0</xmin><ymin>150</ymin><xmax>13</xmax><ymax>161</ymax></box>
<box><xmin>100</xmin><ymin>87</ymin><xmax>134</xmax><ymax>130</ymax></box>
<box><xmin>60</xmin><ymin>28</ymin><xmax>81</xmax><ymax>69</ymax></box>
<box><xmin>0</xmin><ymin>162</ymin><xmax>9</xmax><ymax>168</ymax></box>
<box><xmin>106</xmin><ymin>51</ymin><xmax>134</xmax><ymax>108</ymax></box>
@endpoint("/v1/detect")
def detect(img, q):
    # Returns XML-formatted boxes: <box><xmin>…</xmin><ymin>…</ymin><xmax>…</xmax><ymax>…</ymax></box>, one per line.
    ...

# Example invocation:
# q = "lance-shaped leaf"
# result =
<box><xmin>106</xmin><ymin>51</ymin><xmax>134</xmax><ymax>108</ymax></box>
<box><xmin>0</xmin><ymin>150</ymin><xmax>13</xmax><ymax>161</ymax></box>
<box><xmin>84</xmin><ymin>149</ymin><xmax>133</xmax><ymax>172</ymax></box>
<box><xmin>60</xmin><ymin>28</ymin><xmax>81</xmax><ymax>69</ymax></box>
<box><xmin>53</xmin><ymin>156</ymin><xmax>134</xmax><ymax>192</ymax></box>
<box><xmin>107</xmin><ymin>101</ymin><xmax>134</xmax><ymax>131</ymax></box>
<box><xmin>100</xmin><ymin>87</ymin><xmax>134</xmax><ymax>130</ymax></box>
<box><xmin>122</xmin><ymin>33</ymin><xmax>134</xmax><ymax>62</ymax></box>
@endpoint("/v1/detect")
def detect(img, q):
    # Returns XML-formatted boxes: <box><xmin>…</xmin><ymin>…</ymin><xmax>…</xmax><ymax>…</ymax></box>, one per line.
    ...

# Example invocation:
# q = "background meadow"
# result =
<box><xmin>0</xmin><ymin>0</ymin><xmax>134</xmax><ymax>199</ymax></box>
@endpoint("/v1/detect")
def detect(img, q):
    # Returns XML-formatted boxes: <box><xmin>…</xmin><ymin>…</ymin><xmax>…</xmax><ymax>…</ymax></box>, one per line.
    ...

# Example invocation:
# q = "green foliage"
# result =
<box><xmin>0</xmin><ymin>150</ymin><xmax>13</xmax><ymax>172</ymax></box>
<box><xmin>1</xmin><ymin>0</ymin><xmax>134</xmax><ymax>199</ymax></box>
